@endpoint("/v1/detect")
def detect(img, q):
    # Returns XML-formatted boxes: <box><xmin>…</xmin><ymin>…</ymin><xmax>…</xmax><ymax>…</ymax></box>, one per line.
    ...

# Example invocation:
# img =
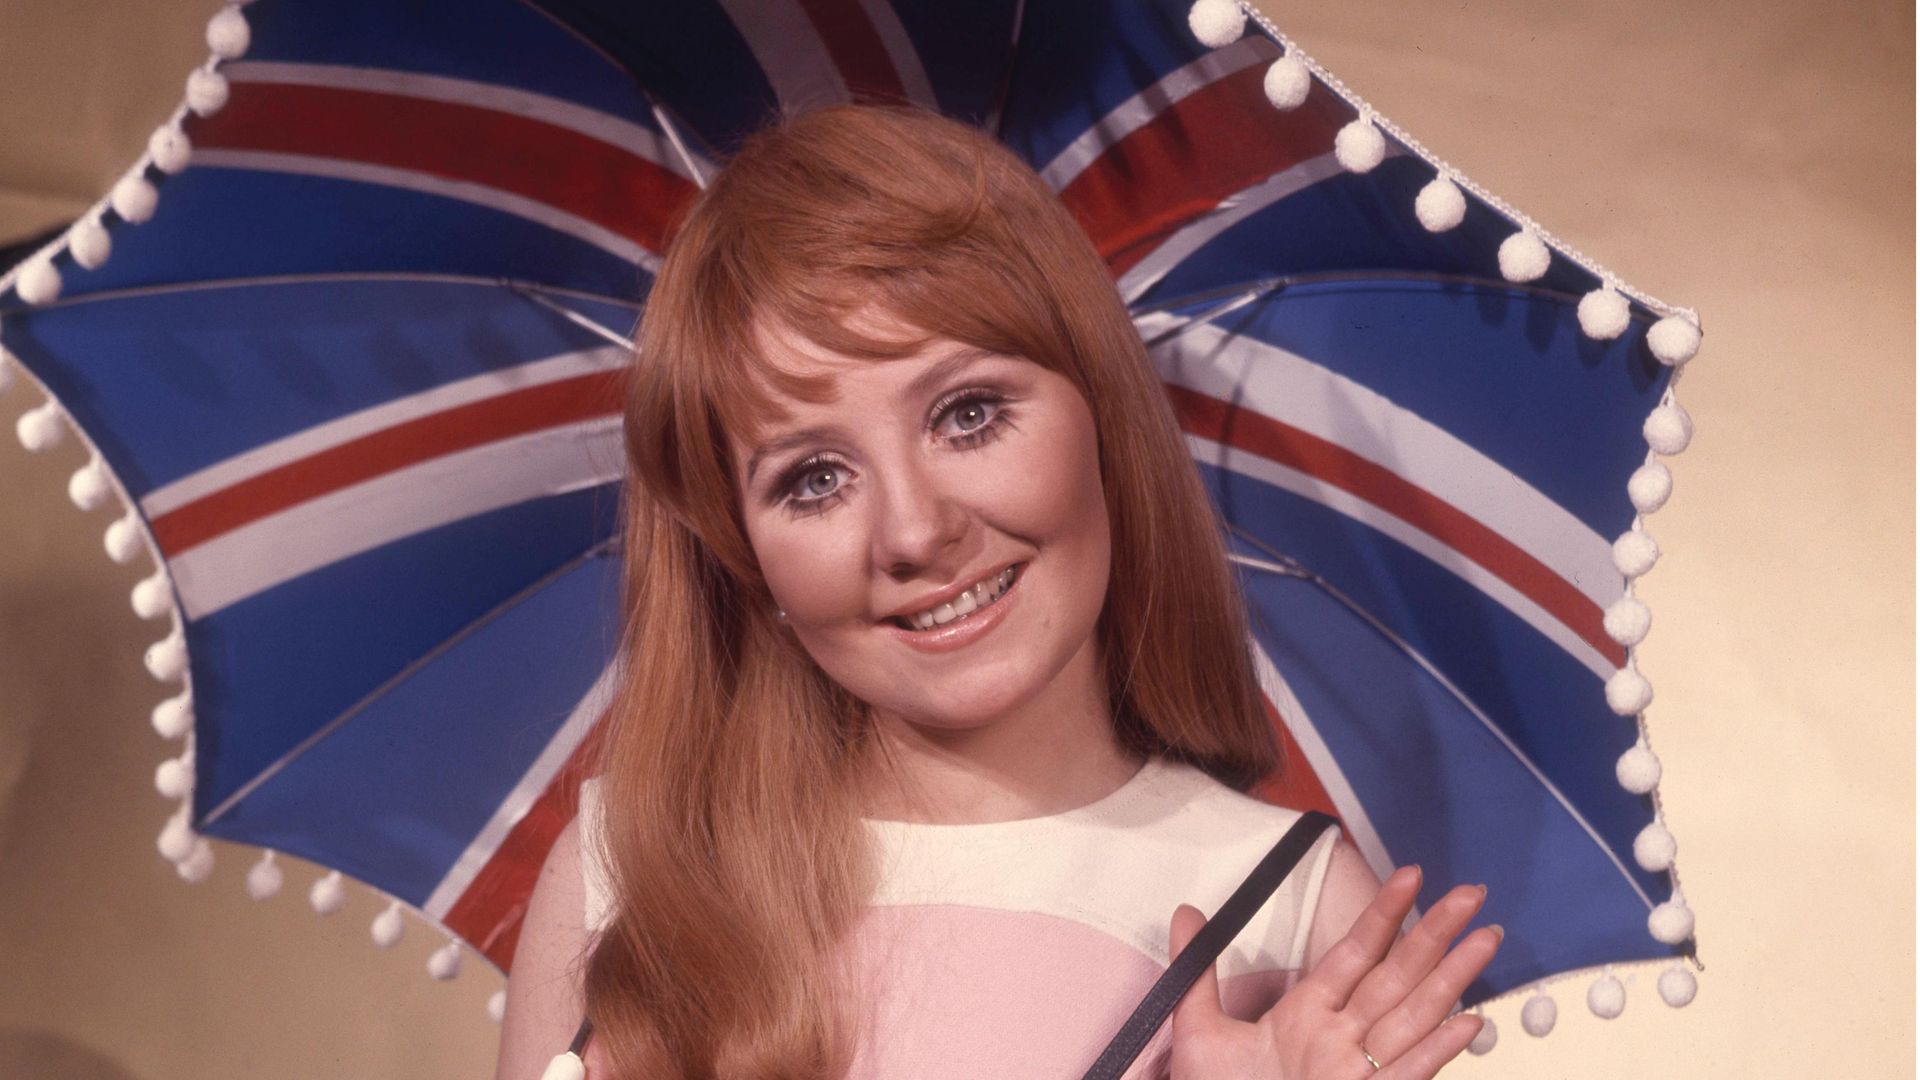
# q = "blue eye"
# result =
<box><xmin>933</xmin><ymin>390</ymin><xmax>1010</xmax><ymax>447</ymax></box>
<box><xmin>779</xmin><ymin>456</ymin><xmax>852</xmax><ymax>517</ymax></box>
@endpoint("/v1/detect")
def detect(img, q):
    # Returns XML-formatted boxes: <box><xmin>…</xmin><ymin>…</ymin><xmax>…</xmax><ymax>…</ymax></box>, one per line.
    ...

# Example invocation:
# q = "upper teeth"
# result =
<box><xmin>906</xmin><ymin>566</ymin><xmax>1017</xmax><ymax>630</ymax></box>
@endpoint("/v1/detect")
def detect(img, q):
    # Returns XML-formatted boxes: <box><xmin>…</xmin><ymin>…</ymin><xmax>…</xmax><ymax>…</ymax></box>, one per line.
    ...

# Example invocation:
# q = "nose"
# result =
<box><xmin>869</xmin><ymin>455</ymin><xmax>969</xmax><ymax>580</ymax></box>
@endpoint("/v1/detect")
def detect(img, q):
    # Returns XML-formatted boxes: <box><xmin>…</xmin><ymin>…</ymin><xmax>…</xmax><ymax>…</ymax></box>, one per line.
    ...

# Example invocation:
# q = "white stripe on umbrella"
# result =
<box><xmin>1116</xmin><ymin>149</ymin><xmax>1356</xmax><ymax>304</ymax></box>
<box><xmin>191</xmin><ymin>149</ymin><xmax>664</xmax><ymax>270</ymax></box>
<box><xmin>166</xmin><ymin>415</ymin><xmax>624</xmax><ymax>619</ymax></box>
<box><xmin>717</xmin><ymin>0</ymin><xmax>850</xmax><ymax>110</ymax></box>
<box><xmin>1037</xmin><ymin>35</ymin><xmax>1278</xmax><ymax>192</ymax></box>
<box><xmin>142</xmin><ymin>345</ymin><xmax>630</xmax><ymax>518</ymax></box>
<box><xmin>1196</xmin><ymin>431</ymin><xmax>1615</xmax><ymax>680</ymax></box>
<box><xmin>1147</xmin><ymin>314</ymin><xmax>1621</xmax><ymax>612</ymax></box>
<box><xmin>221</xmin><ymin>61</ymin><xmax>708</xmax><ymax>182</ymax></box>
<box><xmin>853</xmin><ymin>0</ymin><xmax>940</xmax><ymax>108</ymax></box>
<box><xmin>421</xmin><ymin>657</ymin><xmax>618</xmax><ymax>921</ymax></box>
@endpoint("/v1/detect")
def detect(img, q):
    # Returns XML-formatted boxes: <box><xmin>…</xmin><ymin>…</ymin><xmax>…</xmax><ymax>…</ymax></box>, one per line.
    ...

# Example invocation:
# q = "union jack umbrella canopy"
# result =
<box><xmin>0</xmin><ymin>0</ymin><xmax>1705</xmax><ymax>1046</ymax></box>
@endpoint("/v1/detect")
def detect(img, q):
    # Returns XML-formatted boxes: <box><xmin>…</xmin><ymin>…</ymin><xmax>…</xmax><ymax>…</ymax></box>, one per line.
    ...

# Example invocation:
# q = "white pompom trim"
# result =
<box><xmin>206</xmin><ymin>5</ymin><xmax>252</xmax><ymax>59</ymax></box>
<box><xmin>16</xmin><ymin>399</ymin><xmax>67</xmax><ymax>452</ymax></box>
<box><xmin>68</xmin><ymin>456</ymin><xmax>113</xmax><ymax>510</ymax></box>
<box><xmin>246</xmin><ymin>850</ymin><xmax>284</xmax><ymax>900</ymax></box>
<box><xmin>16</xmin><ymin>258</ymin><xmax>62</xmax><ymax>306</ymax></box>
<box><xmin>1577</xmin><ymin>285</ymin><xmax>1631</xmax><ymax>340</ymax></box>
<box><xmin>310</xmin><ymin>870</ymin><xmax>347</xmax><ymax>915</ymax></box>
<box><xmin>1648</xmin><ymin>898</ymin><xmax>1695</xmax><ymax>945</ymax></box>
<box><xmin>1627</xmin><ymin>462</ymin><xmax>1673</xmax><ymax>514</ymax></box>
<box><xmin>1263</xmin><ymin>53</ymin><xmax>1311</xmax><ymax>110</ymax></box>
<box><xmin>111</xmin><ymin>175</ymin><xmax>160</xmax><ymax>224</ymax></box>
<box><xmin>427</xmin><ymin>940</ymin><xmax>465</xmax><ymax>981</ymax></box>
<box><xmin>132</xmin><ymin>571</ymin><xmax>174</xmax><ymax>620</ymax></box>
<box><xmin>148</xmin><ymin>125</ymin><xmax>193</xmax><ymax>176</ymax></box>
<box><xmin>1644</xmin><ymin>402</ymin><xmax>1693</xmax><ymax>455</ymax></box>
<box><xmin>1605</xmin><ymin>663</ymin><xmax>1652</xmax><ymax>716</ymax></box>
<box><xmin>1519</xmin><ymin>992</ymin><xmax>1557</xmax><ymax>1037</ymax></box>
<box><xmin>176</xmin><ymin>838</ymin><xmax>216</xmax><ymax>883</ymax></box>
<box><xmin>372</xmin><ymin>902</ymin><xmax>407</xmax><ymax>949</ymax></box>
<box><xmin>1415</xmin><ymin>174</ymin><xmax>1467</xmax><ymax>232</ymax></box>
<box><xmin>145</xmin><ymin>629</ymin><xmax>189</xmax><ymax>682</ymax></box>
<box><xmin>1467</xmin><ymin>1013</ymin><xmax>1497</xmax><ymax>1054</ymax></box>
<box><xmin>1602</xmin><ymin>594</ymin><xmax>1650</xmax><ymax>647</ymax></box>
<box><xmin>1611</xmin><ymin>529</ymin><xmax>1659</xmax><ymax>579</ymax></box>
<box><xmin>1657</xmin><ymin>965</ymin><xmax>1699</xmax><ymax>1007</ymax></box>
<box><xmin>1334</xmin><ymin>114</ymin><xmax>1387</xmax><ymax>173</ymax></box>
<box><xmin>69</xmin><ymin>218</ymin><xmax>112</xmax><ymax>271</ymax></box>
<box><xmin>1633</xmin><ymin>821</ymin><xmax>1677</xmax><ymax>872</ymax></box>
<box><xmin>157</xmin><ymin>804</ymin><xmax>196</xmax><ymax>863</ymax></box>
<box><xmin>1586</xmin><ymin>970</ymin><xmax>1626</xmax><ymax>1019</ymax></box>
<box><xmin>1647</xmin><ymin>314</ymin><xmax>1701</xmax><ymax>366</ymax></box>
<box><xmin>1187</xmin><ymin>0</ymin><xmax>1247</xmax><ymax>48</ymax></box>
<box><xmin>105</xmin><ymin>511</ymin><xmax>147</xmax><ymax>564</ymax></box>
<box><xmin>1615</xmin><ymin>741</ymin><xmax>1662</xmax><ymax>794</ymax></box>
<box><xmin>186</xmin><ymin>68</ymin><xmax>231</xmax><ymax>117</ymax></box>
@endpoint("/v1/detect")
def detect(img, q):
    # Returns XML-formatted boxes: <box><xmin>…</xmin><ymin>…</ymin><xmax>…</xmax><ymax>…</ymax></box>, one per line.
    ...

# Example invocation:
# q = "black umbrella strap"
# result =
<box><xmin>1078</xmin><ymin>810</ymin><xmax>1338</xmax><ymax>1080</ymax></box>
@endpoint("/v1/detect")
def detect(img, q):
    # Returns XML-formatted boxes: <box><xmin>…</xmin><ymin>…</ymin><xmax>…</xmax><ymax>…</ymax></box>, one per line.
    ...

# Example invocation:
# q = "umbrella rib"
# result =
<box><xmin>1224</xmin><ymin>534</ymin><xmax>1658</xmax><ymax>912</ymax></box>
<box><xmin>508</xmin><ymin>281</ymin><xmax>637</xmax><ymax>348</ymax></box>
<box><xmin>198</xmin><ymin>536</ymin><xmax>622</xmax><ymax>827</ymax></box>
<box><xmin>643</xmin><ymin>92</ymin><xmax>711</xmax><ymax>190</ymax></box>
<box><xmin>0</xmin><ymin>271</ymin><xmax>646</xmax><ymax>316</ymax></box>
<box><xmin>985</xmin><ymin>0</ymin><xmax>1028</xmax><ymax>140</ymax></box>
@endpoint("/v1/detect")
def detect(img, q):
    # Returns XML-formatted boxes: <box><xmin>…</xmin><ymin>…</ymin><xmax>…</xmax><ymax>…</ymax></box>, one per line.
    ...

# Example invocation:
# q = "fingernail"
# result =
<box><xmin>1486</xmin><ymin>923</ymin><xmax>1505</xmax><ymax>942</ymax></box>
<box><xmin>1476</xmin><ymin>883</ymin><xmax>1488</xmax><ymax>900</ymax></box>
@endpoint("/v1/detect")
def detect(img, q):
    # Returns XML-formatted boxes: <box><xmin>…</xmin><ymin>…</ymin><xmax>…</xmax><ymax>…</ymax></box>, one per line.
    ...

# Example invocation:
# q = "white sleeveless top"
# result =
<box><xmin>576</xmin><ymin>755</ymin><xmax>1341</xmax><ymax>1079</ymax></box>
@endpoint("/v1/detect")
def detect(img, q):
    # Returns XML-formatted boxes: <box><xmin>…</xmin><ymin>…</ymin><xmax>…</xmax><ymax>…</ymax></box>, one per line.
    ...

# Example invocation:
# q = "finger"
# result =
<box><xmin>1376</xmin><ymin>1011</ymin><xmax>1483</xmax><ymax>1080</ymax></box>
<box><xmin>1297</xmin><ymin>865</ymin><xmax>1423</xmax><ymax>1009</ymax></box>
<box><xmin>1168</xmin><ymin>903</ymin><xmax>1226</xmax><ymax>1040</ymax></box>
<box><xmin>1344</xmin><ymin>882</ymin><xmax>1488</xmax><ymax>1025</ymax></box>
<box><xmin>1362</xmin><ymin>925</ymin><xmax>1503</xmax><ymax>1062</ymax></box>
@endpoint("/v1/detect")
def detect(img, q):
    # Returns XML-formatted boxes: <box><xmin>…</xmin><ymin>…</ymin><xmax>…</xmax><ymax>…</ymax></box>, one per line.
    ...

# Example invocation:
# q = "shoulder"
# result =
<box><xmin>575</xmin><ymin>776</ymin><xmax>615</xmax><ymax>934</ymax></box>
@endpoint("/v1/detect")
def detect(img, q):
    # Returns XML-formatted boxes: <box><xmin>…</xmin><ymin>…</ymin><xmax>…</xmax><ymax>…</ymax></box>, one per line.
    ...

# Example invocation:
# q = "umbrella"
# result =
<box><xmin>0</xmin><ymin>0</ymin><xmax>1704</xmax><ymax>1045</ymax></box>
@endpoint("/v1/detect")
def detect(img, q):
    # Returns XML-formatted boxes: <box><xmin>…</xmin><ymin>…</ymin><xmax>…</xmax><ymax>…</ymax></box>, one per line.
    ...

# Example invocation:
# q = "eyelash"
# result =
<box><xmin>773</xmin><ymin>388</ymin><xmax>1015</xmax><ymax>519</ymax></box>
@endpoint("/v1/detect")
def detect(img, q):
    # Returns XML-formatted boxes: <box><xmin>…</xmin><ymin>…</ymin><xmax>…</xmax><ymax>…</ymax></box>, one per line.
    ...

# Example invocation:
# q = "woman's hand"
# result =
<box><xmin>1166</xmin><ymin>866</ymin><xmax>1500</xmax><ymax>1079</ymax></box>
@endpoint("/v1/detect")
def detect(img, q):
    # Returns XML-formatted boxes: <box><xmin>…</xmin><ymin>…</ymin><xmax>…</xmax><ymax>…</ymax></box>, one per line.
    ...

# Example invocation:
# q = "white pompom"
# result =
<box><xmin>16</xmin><ymin>400</ymin><xmax>66</xmax><ymax>451</ymax></box>
<box><xmin>1577</xmin><ymin>285</ymin><xmax>1630</xmax><ymax>340</ymax></box>
<box><xmin>1648</xmin><ymin>899</ymin><xmax>1695</xmax><ymax>944</ymax></box>
<box><xmin>1498</xmin><ymin>230</ymin><xmax>1550</xmax><ymax>283</ymax></box>
<box><xmin>247</xmin><ymin>851</ymin><xmax>283</xmax><ymax>900</ymax></box>
<box><xmin>428</xmin><ymin>940</ymin><xmax>465</xmax><ymax>981</ymax></box>
<box><xmin>1612</xmin><ymin>530</ymin><xmax>1659</xmax><ymax>579</ymax></box>
<box><xmin>1415</xmin><ymin>175</ymin><xmax>1466</xmax><ymax>232</ymax></box>
<box><xmin>1628</xmin><ymin>461</ymin><xmax>1673</xmax><ymax>514</ymax></box>
<box><xmin>69</xmin><ymin>218</ymin><xmax>112</xmax><ymax>271</ymax></box>
<box><xmin>207</xmin><ymin>6</ymin><xmax>252</xmax><ymax>59</ymax></box>
<box><xmin>1634</xmin><ymin>821</ymin><xmax>1677</xmax><ymax>871</ymax></box>
<box><xmin>488</xmin><ymin>989</ymin><xmax>508</xmax><ymax>1024</ymax></box>
<box><xmin>1520</xmin><ymin>993</ymin><xmax>1557</xmax><ymax>1037</ymax></box>
<box><xmin>132</xmin><ymin>571</ymin><xmax>173</xmax><ymax>620</ymax></box>
<box><xmin>16</xmin><ymin>257</ymin><xmax>62</xmax><ymax>306</ymax></box>
<box><xmin>540</xmin><ymin>1052</ymin><xmax>587</xmax><ymax>1080</ymax></box>
<box><xmin>145</xmin><ymin>631</ymin><xmax>189</xmax><ymax>682</ymax></box>
<box><xmin>1263</xmin><ymin>53</ymin><xmax>1311</xmax><ymax>109</ymax></box>
<box><xmin>1657</xmin><ymin>965</ymin><xmax>1698</xmax><ymax>1007</ymax></box>
<box><xmin>1644</xmin><ymin>402</ymin><xmax>1693</xmax><ymax>455</ymax></box>
<box><xmin>105</xmin><ymin>511</ymin><xmax>145</xmax><ymax>564</ymax></box>
<box><xmin>155</xmin><ymin>753</ymin><xmax>195</xmax><ymax>799</ymax></box>
<box><xmin>157</xmin><ymin>806</ymin><xmax>195</xmax><ymax>863</ymax></box>
<box><xmin>1615</xmin><ymin>742</ymin><xmax>1662</xmax><ymax>794</ymax></box>
<box><xmin>372</xmin><ymin>902</ymin><xmax>406</xmax><ymax>949</ymax></box>
<box><xmin>1334</xmin><ymin>116</ymin><xmax>1386</xmax><ymax>173</ymax></box>
<box><xmin>148</xmin><ymin>126</ymin><xmax>193</xmax><ymax>176</ymax></box>
<box><xmin>1605</xmin><ymin>665</ymin><xmax>1652</xmax><ymax>716</ymax></box>
<box><xmin>1187</xmin><ymin>0</ymin><xmax>1246</xmax><ymax>47</ymax></box>
<box><xmin>1467</xmin><ymin>1014</ymin><xmax>1497</xmax><ymax>1055</ymax></box>
<box><xmin>176</xmin><ymin>838</ymin><xmax>215</xmax><ymax>882</ymax></box>
<box><xmin>0</xmin><ymin>348</ymin><xmax>13</xmax><ymax>396</ymax></box>
<box><xmin>1603</xmin><ymin>594</ymin><xmax>1651</xmax><ymax>647</ymax></box>
<box><xmin>186</xmin><ymin>68</ymin><xmax>231</xmax><ymax>117</ymax></box>
<box><xmin>1586</xmin><ymin>971</ymin><xmax>1626</xmax><ymax>1019</ymax></box>
<box><xmin>69</xmin><ymin>458</ymin><xmax>113</xmax><ymax>510</ymax></box>
<box><xmin>310</xmin><ymin>870</ymin><xmax>347</xmax><ymax>915</ymax></box>
<box><xmin>111</xmin><ymin>175</ymin><xmax>159</xmax><ymax>224</ymax></box>
<box><xmin>1647</xmin><ymin>314</ymin><xmax>1701</xmax><ymax>366</ymax></box>
<box><xmin>152</xmin><ymin>690</ymin><xmax>194</xmax><ymax>739</ymax></box>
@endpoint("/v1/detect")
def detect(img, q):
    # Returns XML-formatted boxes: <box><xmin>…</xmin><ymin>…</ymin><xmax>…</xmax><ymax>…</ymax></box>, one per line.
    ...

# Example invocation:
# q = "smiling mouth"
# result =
<box><xmin>888</xmin><ymin>563</ymin><xmax>1025</xmax><ymax>631</ymax></box>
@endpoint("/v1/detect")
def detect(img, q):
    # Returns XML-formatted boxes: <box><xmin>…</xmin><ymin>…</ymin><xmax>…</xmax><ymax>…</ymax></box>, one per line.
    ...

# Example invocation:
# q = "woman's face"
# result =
<box><xmin>731</xmin><ymin>311</ymin><xmax>1112</xmax><ymax>734</ymax></box>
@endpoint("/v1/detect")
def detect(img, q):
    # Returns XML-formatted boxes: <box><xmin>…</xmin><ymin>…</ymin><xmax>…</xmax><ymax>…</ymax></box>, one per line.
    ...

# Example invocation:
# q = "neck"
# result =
<box><xmin>857</xmin><ymin>634</ymin><xmax>1147</xmax><ymax>825</ymax></box>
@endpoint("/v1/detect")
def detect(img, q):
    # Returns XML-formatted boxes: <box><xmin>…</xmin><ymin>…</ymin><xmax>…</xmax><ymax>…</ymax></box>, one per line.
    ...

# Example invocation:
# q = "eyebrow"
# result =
<box><xmin>742</xmin><ymin>346</ymin><xmax>1004</xmax><ymax>483</ymax></box>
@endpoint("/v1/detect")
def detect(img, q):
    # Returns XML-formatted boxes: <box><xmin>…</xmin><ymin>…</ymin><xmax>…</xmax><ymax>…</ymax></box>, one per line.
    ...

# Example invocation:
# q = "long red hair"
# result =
<box><xmin>584</xmin><ymin>103</ymin><xmax>1278</xmax><ymax>1078</ymax></box>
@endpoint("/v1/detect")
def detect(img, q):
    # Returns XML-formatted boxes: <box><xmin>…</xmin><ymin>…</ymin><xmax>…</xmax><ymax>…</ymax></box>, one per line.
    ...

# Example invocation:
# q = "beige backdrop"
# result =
<box><xmin>0</xmin><ymin>1</ymin><xmax>1911</xmax><ymax>1078</ymax></box>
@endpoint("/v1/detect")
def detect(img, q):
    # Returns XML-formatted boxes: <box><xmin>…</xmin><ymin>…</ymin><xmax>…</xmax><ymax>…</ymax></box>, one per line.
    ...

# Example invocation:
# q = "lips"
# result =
<box><xmin>886</xmin><ymin>562</ymin><xmax>1025</xmax><ymax>632</ymax></box>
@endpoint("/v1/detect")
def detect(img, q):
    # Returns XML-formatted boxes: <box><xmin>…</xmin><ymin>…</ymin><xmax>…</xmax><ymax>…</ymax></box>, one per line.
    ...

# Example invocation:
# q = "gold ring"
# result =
<box><xmin>1362</xmin><ymin>1047</ymin><xmax>1383</xmax><ymax>1071</ymax></box>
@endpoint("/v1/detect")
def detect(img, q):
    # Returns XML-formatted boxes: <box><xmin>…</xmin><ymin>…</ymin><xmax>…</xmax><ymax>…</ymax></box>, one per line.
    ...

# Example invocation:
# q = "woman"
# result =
<box><xmin>496</xmin><ymin>103</ymin><xmax>1499</xmax><ymax>1080</ymax></box>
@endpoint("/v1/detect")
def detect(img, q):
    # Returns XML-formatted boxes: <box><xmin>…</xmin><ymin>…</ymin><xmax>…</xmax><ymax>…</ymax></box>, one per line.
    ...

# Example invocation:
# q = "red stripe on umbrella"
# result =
<box><xmin>1170</xmin><ymin>384</ymin><xmax>1625</xmax><ymax>668</ymax></box>
<box><xmin>190</xmin><ymin>81</ymin><xmax>699</xmax><ymax>254</ymax></box>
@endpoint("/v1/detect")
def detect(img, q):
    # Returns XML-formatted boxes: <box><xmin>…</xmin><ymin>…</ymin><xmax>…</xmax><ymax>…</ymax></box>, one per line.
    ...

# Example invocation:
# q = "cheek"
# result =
<box><xmin>745</xmin><ymin>517</ymin><xmax>869</xmax><ymax>621</ymax></box>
